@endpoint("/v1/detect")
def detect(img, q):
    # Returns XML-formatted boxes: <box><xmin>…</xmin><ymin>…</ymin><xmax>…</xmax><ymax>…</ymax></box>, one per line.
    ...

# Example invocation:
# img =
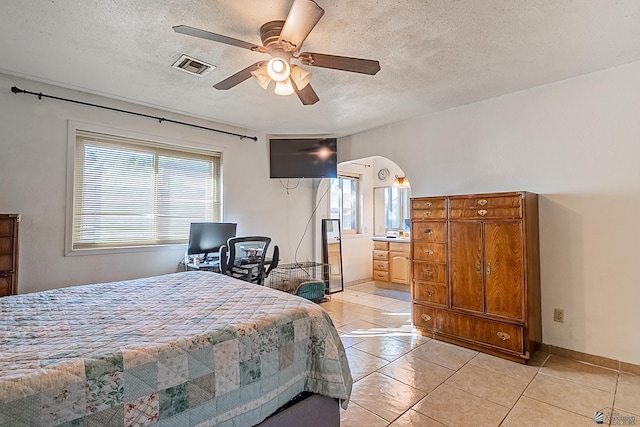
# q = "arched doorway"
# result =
<box><xmin>314</xmin><ymin>156</ymin><xmax>410</xmax><ymax>288</ymax></box>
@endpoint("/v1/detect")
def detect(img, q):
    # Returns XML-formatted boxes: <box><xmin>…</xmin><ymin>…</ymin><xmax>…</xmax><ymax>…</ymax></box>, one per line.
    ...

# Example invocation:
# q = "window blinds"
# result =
<box><xmin>73</xmin><ymin>130</ymin><xmax>221</xmax><ymax>250</ymax></box>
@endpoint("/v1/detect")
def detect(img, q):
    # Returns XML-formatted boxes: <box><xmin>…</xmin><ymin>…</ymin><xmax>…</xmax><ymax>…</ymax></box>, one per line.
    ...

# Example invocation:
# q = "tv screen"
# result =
<box><xmin>269</xmin><ymin>138</ymin><xmax>337</xmax><ymax>179</ymax></box>
<box><xmin>187</xmin><ymin>222</ymin><xmax>237</xmax><ymax>255</ymax></box>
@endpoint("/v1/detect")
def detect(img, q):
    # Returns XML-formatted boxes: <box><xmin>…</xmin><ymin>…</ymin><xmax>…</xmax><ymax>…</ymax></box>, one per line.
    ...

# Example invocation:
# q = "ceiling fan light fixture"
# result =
<box><xmin>250</xmin><ymin>66</ymin><xmax>271</xmax><ymax>90</ymax></box>
<box><xmin>290</xmin><ymin>65</ymin><xmax>312</xmax><ymax>89</ymax></box>
<box><xmin>274</xmin><ymin>78</ymin><xmax>295</xmax><ymax>96</ymax></box>
<box><xmin>266</xmin><ymin>57</ymin><xmax>291</xmax><ymax>82</ymax></box>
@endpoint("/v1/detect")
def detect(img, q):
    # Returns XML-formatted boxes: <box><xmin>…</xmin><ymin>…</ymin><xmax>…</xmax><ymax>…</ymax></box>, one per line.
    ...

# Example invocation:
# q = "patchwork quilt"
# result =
<box><xmin>0</xmin><ymin>271</ymin><xmax>352</xmax><ymax>426</ymax></box>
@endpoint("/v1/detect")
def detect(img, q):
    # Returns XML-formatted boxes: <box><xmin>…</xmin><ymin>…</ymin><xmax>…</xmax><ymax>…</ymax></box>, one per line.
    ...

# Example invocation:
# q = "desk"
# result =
<box><xmin>185</xmin><ymin>260</ymin><xmax>220</xmax><ymax>272</ymax></box>
<box><xmin>183</xmin><ymin>257</ymin><xmax>272</xmax><ymax>283</ymax></box>
<box><xmin>186</xmin><ymin>263</ymin><xmax>219</xmax><ymax>272</ymax></box>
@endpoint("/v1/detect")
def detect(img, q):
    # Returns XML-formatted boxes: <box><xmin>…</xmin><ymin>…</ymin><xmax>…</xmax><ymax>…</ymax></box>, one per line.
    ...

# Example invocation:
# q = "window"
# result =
<box><xmin>374</xmin><ymin>186</ymin><xmax>411</xmax><ymax>235</ymax></box>
<box><xmin>383</xmin><ymin>187</ymin><xmax>410</xmax><ymax>230</ymax></box>
<box><xmin>71</xmin><ymin>130</ymin><xmax>221</xmax><ymax>251</ymax></box>
<box><xmin>329</xmin><ymin>175</ymin><xmax>360</xmax><ymax>234</ymax></box>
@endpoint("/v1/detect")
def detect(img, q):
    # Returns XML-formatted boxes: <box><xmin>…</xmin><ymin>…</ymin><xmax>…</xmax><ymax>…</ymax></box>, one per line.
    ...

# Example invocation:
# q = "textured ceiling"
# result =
<box><xmin>1</xmin><ymin>1</ymin><xmax>640</xmax><ymax>137</ymax></box>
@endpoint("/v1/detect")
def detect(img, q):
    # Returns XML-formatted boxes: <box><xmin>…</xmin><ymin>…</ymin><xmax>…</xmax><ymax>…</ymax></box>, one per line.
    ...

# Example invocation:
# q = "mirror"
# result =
<box><xmin>322</xmin><ymin>219</ymin><xmax>344</xmax><ymax>293</ymax></box>
<box><xmin>374</xmin><ymin>187</ymin><xmax>411</xmax><ymax>236</ymax></box>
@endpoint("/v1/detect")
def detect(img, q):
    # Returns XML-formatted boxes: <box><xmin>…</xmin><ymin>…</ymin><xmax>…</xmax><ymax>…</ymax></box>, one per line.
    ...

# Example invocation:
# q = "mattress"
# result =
<box><xmin>0</xmin><ymin>271</ymin><xmax>352</xmax><ymax>426</ymax></box>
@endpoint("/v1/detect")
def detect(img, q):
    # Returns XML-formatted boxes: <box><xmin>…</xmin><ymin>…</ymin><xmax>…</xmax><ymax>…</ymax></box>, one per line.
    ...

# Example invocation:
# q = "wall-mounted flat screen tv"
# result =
<box><xmin>269</xmin><ymin>138</ymin><xmax>338</xmax><ymax>179</ymax></box>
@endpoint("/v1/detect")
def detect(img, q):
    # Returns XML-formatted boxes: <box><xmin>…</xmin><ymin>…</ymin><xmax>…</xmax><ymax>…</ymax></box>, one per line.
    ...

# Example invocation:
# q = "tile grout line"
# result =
<box><xmin>329</xmin><ymin>283</ymin><xmax>636</xmax><ymax>427</ymax></box>
<box><xmin>508</xmin><ymin>352</ymin><xmax>619</xmax><ymax>423</ymax></box>
<box><xmin>496</xmin><ymin>352</ymin><xmax>551</xmax><ymax>426</ymax></box>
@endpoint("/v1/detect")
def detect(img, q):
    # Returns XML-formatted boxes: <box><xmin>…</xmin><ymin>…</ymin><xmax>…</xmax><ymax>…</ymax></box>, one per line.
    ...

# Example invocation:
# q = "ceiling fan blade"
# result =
<box><xmin>297</xmin><ymin>52</ymin><xmax>381</xmax><ymax>75</ymax></box>
<box><xmin>278</xmin><ymin>0</ymin><xmax>325</xmax><ymax>52</ymax></box>
<box><xmin>173</xmin><ymin>25</ymin><xmax>267</xmax><ymax>53</ymax></box>
<box><xmin>292</xmin><ymin>81</ymin><xmax>319</xmax><ymax>105</ymax></box>
<box><xmin>213</xmin><ymin>61</ymin><xmax>266</xmax><ymax>90</ymax></box>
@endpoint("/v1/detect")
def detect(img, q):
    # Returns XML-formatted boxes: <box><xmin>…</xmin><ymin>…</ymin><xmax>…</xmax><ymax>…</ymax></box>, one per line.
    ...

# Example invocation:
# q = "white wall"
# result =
<box><xmin>340</xmin><ymin>60</ymin><xmax>640</xmax><ymax>365</ymax></box>
<box><xmin>0</xmin><ymin>74</ymin><xmax>315</xmax><ymax>294</ymax></box>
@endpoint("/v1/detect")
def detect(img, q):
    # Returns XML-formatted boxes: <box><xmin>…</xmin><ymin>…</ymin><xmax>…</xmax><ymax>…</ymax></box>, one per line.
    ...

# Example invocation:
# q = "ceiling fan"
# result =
<box><xmin>173</xmin><ymin>0</ymin><xmax>381</xmax><ymax>105</ymax></box>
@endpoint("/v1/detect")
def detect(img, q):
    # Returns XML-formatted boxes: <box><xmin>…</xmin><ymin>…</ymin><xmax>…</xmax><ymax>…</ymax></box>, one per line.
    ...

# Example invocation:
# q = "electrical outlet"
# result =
<box><xmin>554</xmin><ymin>308</ymin><xmax>565</xmax><ymax>323</ymax></box>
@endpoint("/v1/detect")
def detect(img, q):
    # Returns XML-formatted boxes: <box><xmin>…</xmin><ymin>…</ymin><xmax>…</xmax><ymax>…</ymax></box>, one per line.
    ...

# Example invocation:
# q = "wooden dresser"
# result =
<box><xmin>410</xmin><ymin>192</ymin><xmax>541</xmax><ymax>363</ymax></box>
<box><xmin>0</xmin><ymin>214</ymin><xmax>20</xmax><ymax>297</ymax></box>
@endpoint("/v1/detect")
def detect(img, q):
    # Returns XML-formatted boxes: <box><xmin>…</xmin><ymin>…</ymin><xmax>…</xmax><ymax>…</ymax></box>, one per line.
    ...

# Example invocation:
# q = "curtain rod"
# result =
<box><xmin>10</xmin><ymin>86</ymin><xmax>258</xmax><ymax>142</ymax></box>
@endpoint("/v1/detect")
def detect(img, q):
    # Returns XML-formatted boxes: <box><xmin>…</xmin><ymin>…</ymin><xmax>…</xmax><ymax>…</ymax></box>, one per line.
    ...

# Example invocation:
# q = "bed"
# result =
<box><xmin>0</xmin><ymin>271</ymin><xmax>352</xmax><ymax>426</ymax></box>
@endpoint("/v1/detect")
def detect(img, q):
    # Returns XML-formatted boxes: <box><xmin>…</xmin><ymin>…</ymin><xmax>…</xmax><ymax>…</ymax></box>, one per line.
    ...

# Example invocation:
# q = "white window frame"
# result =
<box><xmin>383</xmin><ymin>186</ymin><xmax>411</xmax><ymax>230</ymax></box>
<box><xmin>65</xmin><ymin>121</ymin><xmax>225</xmax><ymax>256</ymax></box>
<box><xmin>329</xmin><ymin>173</ymin><xmax>361</xmax><ymax>235</ymax></box>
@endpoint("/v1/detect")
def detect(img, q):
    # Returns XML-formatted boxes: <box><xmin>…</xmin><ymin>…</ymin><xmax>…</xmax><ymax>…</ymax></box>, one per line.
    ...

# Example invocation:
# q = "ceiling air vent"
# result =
<box><xmin>172</xmin><ymin>54</ymin><xmax>215</xmax><ymax>76</ymax></box>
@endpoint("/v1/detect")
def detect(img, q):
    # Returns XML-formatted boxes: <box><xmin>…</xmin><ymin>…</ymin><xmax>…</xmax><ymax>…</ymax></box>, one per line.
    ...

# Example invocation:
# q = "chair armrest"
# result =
<box><xmin>265</xmin><ymin>245</ymin><xmax>279</xmax><ymax>277</ymax></box>
<box><xmin>219</xmin><ymin>245</ymin><xmax>228</xmax><ymax>274</ymax></box>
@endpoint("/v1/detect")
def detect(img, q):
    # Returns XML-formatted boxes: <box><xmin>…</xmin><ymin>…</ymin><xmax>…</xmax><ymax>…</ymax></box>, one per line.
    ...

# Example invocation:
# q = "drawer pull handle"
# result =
<box><xmin>497</xmin><ymin>332</ymin><xmax>510</xmax><ymax>341</ymax></box>
<box><xmin>424</xmin><ymin>269</ymin><xmax>434</xmax><ymax>277</ymax></box>
<box><xmin>425</xmin><ymin>250</ymin><xmax>434</xmax><ymax>256</ymax></box>
<box><xmin>421</xmin><ymin>314</ymin><xmax>431</xmax><ymax>322</ymax></box>
<box><xmin>425</xmin><ymin>229</ymin><xmax>433</xmax><ymax>235</ymax></box>
<box><xmin>426</xmin><ymin>290</ymin><xmax>434</xmax><ymax>296</ymax></box>
<box><xmin>425</xmin><ymin>202</ymin><xmax>432</xmax><ymax>207</ymax></box>
<box><xmin>477</xmin><ymin>199</ymin><xmax>488</xmax><ymax>206</ymax></box>
<box><xmin>425</xmin><ymin>211</ymin><xmax>433</xmax><ymax>217</ymax></box>
<box><xmin>478</xmin><ymin>209</ymin><xmax>487</xmax><ymax>216</ymax></box>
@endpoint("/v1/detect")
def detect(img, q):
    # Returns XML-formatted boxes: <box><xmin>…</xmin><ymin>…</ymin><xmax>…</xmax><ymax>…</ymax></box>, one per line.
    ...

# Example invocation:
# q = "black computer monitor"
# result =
<box><xmin>187</xmin><ymin>222</ymin><xmax>237</xmax><ymax>256</ymax></box>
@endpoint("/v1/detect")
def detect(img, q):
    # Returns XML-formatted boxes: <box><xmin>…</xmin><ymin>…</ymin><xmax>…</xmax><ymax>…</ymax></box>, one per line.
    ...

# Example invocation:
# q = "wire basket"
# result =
<box><xmin>266</xmin><ymin>261</ymin><xmax>329</xmax><ymax>299</ymax></box>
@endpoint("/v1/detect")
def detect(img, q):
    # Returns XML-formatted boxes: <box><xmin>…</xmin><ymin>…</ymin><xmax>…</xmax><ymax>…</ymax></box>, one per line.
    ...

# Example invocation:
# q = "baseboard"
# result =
<box><xmin>541</xmin><ymin>343</ymin><xmax>640</xmax><ymax>374</ymax></box>
<box><xmin>343</xmin><ymin>277</ymin><xmax>374</xmax><ymax>287</ymax></box>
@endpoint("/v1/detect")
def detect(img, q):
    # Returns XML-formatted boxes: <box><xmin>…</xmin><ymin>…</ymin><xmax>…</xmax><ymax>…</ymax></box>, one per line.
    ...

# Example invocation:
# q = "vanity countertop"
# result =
<box><xmin>370</xmin><ymin>236</ymin><xmax>410</xmax><ymax>242</ymax></box>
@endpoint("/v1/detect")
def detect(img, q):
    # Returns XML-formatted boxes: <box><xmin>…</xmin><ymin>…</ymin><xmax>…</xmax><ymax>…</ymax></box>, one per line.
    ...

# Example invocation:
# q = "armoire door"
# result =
<box><xmin>450</xmin><ymin>221</ymin><xmax>483</xmax><ymax>313</ymax></box>
<box><xmin>484</xmin><ymin>222</ymin><xmax>524</xmax><ymax>320</ymax></box>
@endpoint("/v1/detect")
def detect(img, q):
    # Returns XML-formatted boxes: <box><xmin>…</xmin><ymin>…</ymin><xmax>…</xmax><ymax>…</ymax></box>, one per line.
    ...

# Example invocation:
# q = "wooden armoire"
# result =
<box><xmin>411</xmin><ymin>192</ymin><xmax>541</xmax><ymax>363</ymax></box>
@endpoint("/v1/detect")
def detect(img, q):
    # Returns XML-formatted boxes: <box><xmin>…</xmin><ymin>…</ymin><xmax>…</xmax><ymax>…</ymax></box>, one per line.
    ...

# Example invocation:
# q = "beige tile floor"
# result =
<box><xmin>320</xmin><ymin>282</ymin><xmax>640</xmax><ymax>427</ymax></box>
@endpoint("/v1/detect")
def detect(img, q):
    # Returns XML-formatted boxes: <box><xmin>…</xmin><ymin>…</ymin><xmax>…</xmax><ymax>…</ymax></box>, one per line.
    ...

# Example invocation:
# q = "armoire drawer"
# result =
<box><xmin>413</xmin><ymin>281</ymin><xmax>447</xmax><ymax>306</ymax></box>
<box><xmin>0</xmin><ymin>219</ymin><xmax>14</xmax><ymax>236</ymax></box>
<box><xmin>449</xmin><ymin>207</ymin><xmax>522</xmax><ymax>219</ymax></box>
<box><xmin>449</xmin><ymin>194</ymin><xmax>522</xmax><ymax>219</ymax></box>
<box><xmin>449</xmin><ymin>195</ymin><xmax>521</xmax><ymax>209</ymax></box>
<box><xmin>413</xmin><ymin>305</ymin><xmax>524</xmax><ymax>354</ymax></box>
<box><xmin>413</xmin><ymin>209</ymin><xmax>446</xmax><ymax>220</ymax></box>
<box><xmin>0</xmin><ymin>274</ymin><xmax>12</xmax><ymax>297</ymax></box>
<box><xmin>412</xmin><ymin>222</ymin><xmax>446</xmax><ymax>242</ymax></box>
<box><xmin>0</xmin><ymin>253</ymin><xmax>13</xmax><ymax>272</ymax></box>
<box><xmin>413</xmin><ymin>242</ymin><xmax>446</xmax><ymax>262</ymax></box>
<box><xmin>413</xmin><ymin>262</ymin><xmax>446</xmax><ymax>284</ymax></box>
<box><xmin>412</xmin><ymin>198</ymin><xmax>446</xmax><ymax>210</ymax></box>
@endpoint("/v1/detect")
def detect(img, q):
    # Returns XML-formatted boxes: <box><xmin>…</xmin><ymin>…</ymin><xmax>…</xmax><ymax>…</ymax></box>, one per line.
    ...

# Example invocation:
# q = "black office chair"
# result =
<box><xmin>219</xmin><ymin>236</ymin><xmax>279</xmax><ymax>285</ymax></box>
